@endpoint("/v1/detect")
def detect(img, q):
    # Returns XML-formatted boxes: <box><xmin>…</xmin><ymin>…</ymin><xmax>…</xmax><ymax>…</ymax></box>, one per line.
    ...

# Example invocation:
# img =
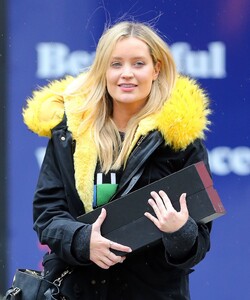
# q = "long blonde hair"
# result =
<box><xmin>65</xmin><ymin>21</ymin><xmax>177</xmax><ymax>173</ymax></box>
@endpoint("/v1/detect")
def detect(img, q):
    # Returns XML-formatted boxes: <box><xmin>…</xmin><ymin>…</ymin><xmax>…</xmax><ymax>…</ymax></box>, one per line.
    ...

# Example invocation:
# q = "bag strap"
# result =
<box><xmin>53</xmin><ymin>268</ymin><xmax>73</xmax><ymax>287</ymax></box>
<box><xmin>4</xmin><ymin>287</ymin><xmax>21</xmax><ymax>300</ymax></box>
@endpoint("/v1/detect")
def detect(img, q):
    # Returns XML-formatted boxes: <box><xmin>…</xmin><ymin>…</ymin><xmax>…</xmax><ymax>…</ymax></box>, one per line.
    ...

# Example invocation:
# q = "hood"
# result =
<box><xmin>23</xmin><ymin>74</ymin><xmax>211</xmax><ymax>150</ymax></box>
<box><xmin>23</xmin><ymin>75</ymin><xmax>211</xmax><ymax>212</ymax></box>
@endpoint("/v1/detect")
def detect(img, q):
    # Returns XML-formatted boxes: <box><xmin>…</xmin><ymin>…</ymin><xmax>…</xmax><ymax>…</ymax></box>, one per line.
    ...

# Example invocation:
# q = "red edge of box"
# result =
<box><xmin>195</xmin><ymin>161</ymin><xmax>213</xmax><ymax>188</ymax></box>
<box><xmin>206</xmin><ymin>186</ymin><xmax>226</xmax><ymax>214</ymax></box>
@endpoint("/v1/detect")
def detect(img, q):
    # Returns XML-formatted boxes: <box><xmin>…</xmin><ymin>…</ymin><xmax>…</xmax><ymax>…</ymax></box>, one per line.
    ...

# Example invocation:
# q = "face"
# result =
<box><xmin>106</xmin><ymin>37</ymin><xmax>160</xmax><ymax>113</ymax></box>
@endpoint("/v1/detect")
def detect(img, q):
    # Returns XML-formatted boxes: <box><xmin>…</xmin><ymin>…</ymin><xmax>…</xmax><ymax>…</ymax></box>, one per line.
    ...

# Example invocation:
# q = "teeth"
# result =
<box><xmin>120</xmin><ymin>84</ymin><xmax>135</xmax><ymax>87</ymax></box>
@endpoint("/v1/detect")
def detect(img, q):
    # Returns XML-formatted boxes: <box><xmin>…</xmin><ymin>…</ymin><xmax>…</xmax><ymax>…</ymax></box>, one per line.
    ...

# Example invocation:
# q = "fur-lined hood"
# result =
<box><xmin>23</xmin><ymin>74</ymin><xmax>211</xmax><ymax>149</ymax></box>
<box><xmin>23</xmin><ymin>75</ymin><xmax>211</xmax><ymax>212</ymax></box>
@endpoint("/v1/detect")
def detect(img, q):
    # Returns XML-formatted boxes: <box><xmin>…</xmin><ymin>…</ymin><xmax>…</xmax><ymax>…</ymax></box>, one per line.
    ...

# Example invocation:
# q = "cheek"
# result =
<box><xmin>106</xmin><ymin>73</ymin><xmax>116</xmax><ymax>97</ymax></box>
<box><xmin>140</xmin><ymin>79</ymin><xmax>154</xmax><ymax>98</ymax></box>
<box><xmin>106</xmin><ymin>72</ymin><xmax>112</xmax><ymax>92</ymax></box>
<box><xmin>141</xmin><ymin>76</ymin><xmax>154</xmax><ymax>91</ymax></box>
<box><xmin>138</xmin><ymin>69</ymin><xmax>155</xmax><ymax>86</ymax></box>
<box><xmin>106</xmin><ymin>71</ymin><xmax>117</xmax><ymax>87</ymax></box>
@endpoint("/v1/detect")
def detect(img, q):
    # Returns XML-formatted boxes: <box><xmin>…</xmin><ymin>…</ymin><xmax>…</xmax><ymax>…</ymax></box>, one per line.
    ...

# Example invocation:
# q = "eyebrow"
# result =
<box><xmin>110</xmin><ymin>56</ymin><xmax>147</xmax><ymax>60</ymax></box>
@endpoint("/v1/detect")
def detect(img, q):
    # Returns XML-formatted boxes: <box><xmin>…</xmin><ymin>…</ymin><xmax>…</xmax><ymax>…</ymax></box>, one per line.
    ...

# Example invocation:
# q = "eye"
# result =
<box><xmin>110</xmin><ymin>61</ymin><xmax>122</xmax><ymax>68</ymax></box>
<box><xmin>134</xmin><ymin>61</ymin><xmax>145</xmax><ymax>67</ymax></box>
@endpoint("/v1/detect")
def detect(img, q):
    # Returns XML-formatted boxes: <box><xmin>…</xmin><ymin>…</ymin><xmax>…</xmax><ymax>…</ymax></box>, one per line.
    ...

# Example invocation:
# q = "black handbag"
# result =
<box><xmin>4</xmin><ymin>268</ymin><xmax>73</xmax><ymax>300</ymax></box>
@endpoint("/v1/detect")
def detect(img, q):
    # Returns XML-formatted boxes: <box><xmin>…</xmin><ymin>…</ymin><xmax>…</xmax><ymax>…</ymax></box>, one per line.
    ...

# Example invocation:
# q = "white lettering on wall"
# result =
<box><xmin>36</xmin><ymin>43</ymin><xmax>95</xmax><ymax>78</ymax></box>
<box><xmin>36</xmin><ymin>41</ymin><xmax>226</xmax><ymax>79</ymax></box>
<box><xmin>208</xmin><ymin>146</ymin><xmax>250</xmax><ymax>176</ymax></box>
<box><xmin>35</xmin><ymin>146</ymin><xmax>250</xmax><ymax>176</ymax></box>
<box><xmin>171</xmin><ymin>42</ymin><xmax>226</xmax><ymax>78</ymax></box>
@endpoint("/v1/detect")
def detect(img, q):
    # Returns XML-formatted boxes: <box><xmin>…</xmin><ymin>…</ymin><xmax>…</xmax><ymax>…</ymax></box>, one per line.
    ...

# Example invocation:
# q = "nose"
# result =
<box><xmin>121</xmin><ymin>66</ymin><xmax>134</xmax><ymax>79</ymax></box>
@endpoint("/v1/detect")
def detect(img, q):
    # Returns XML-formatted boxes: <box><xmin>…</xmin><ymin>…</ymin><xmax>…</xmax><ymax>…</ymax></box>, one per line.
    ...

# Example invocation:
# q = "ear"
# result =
<box><xmin>153</xmin><ymin>61</ymin><xmax>161</xmax><ymax>80</ymax></box>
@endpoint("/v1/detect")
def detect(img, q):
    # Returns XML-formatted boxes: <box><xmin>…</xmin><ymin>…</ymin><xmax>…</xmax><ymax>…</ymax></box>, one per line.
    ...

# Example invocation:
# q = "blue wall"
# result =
<box><xmin>7</xmin><ymin>1</ymin><xmax>250</xmax><ymax>299</ymax></box>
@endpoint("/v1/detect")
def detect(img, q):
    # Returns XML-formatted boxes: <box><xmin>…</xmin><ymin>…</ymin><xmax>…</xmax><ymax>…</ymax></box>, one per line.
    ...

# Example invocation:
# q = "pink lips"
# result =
<box><xmin>118</xmin><ymin>83</ymin><xmax>137</xmax><ymax>91</ymax></box>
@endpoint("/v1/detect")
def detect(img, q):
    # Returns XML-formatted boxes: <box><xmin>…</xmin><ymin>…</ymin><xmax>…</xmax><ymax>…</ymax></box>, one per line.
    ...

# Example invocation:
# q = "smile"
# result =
<box><xmin>118</xmin><ymin>84</ymin><xmax>137</xmax><ymax>87</ymax></box>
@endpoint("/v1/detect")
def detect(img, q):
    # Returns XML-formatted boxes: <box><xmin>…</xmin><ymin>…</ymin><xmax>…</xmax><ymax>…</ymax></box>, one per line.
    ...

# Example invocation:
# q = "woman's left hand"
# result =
<box><xmin>144</xmin><ymin>190</ymin><xmax>189</xmax><ymax>233</ymax></box>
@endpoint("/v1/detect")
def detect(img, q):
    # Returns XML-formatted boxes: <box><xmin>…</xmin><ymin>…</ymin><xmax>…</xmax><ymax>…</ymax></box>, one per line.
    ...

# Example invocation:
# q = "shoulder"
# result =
<box><xmin>23</xmin><ymin>76</ymin><xmax>76</xmax><ymax>137</ymax></box>
<box><xmin>125</xmin><ymin>75</ymin><xmax>212</xmax><ymax>156</ymax></box>
<box><xmin>156</xmin><ymin>75</ymin><xmax>211</xmax><ymax>150</ymax></box>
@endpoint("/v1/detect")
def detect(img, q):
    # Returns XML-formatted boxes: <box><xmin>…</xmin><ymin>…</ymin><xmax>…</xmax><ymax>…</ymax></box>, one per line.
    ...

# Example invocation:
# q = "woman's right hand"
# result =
<box><xmin>90</xmin><ymin>208</ymin><xmax>132</xmax><ymax>269</ymax></box>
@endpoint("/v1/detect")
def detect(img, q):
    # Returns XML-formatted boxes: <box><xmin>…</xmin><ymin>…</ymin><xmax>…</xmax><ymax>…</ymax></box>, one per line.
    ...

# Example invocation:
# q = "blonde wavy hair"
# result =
<box><xmin>65</xmin><ymin>21</ymin><xmax>177</xmax><ymax>173</ymax></box>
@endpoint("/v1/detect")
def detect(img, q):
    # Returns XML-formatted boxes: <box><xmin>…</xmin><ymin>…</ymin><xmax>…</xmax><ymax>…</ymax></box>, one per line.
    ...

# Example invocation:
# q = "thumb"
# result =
<box><xmin>93</xmin><ymin>208</ymin><xmax>107</xmax><ymax>230</ymax></box>
<box><xmin>179</xmin><ymin>193</ymin><xmax>188</xmax><ymax>213</ymax></box>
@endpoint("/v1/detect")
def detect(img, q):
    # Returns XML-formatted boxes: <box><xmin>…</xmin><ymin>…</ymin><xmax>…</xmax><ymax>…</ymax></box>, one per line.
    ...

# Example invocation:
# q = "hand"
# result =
<box><xmin>90</xmin><ymin>208</ymin><xmax>132</xmax><ymax>269</ymax></box>
<box><xmin>144</xmin><ymin>191</ymin><xmax>189</xmax><ymax>233</ymax></box>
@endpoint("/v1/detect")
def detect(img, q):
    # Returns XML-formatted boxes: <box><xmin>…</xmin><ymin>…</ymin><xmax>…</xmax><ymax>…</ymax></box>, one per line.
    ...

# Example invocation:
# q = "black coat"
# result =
<box><xmin>33</xmin><ymin>117</ymin><xmax>211</xmax><ymax>300</ymax></box>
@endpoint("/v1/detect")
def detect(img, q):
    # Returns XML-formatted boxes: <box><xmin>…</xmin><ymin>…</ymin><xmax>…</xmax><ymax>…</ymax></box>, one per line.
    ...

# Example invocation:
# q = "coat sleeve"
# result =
<box><xmin>163</xmin><ymin>139</ymin><xmax>212</xmax><ymax>269</ymax></box>
<box><xmin>33</xmin><ymin>138</ymin><xmax>92</xmax><ymax>266</ymax></box>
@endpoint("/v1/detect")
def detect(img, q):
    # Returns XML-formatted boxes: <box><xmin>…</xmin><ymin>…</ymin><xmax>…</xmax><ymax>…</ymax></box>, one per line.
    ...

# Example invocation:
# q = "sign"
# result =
<box><xmin>6</xmin><ymin>1</ymin><xmax>250</xmax><ymax>299</ymax></box>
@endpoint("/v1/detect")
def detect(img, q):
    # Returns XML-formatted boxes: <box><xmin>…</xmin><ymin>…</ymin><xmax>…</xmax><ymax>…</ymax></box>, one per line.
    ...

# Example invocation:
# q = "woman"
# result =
<box><xmin>23</xmin><ymin>21</ymin><xmax>212</xmax><ymax>299</ymax></box>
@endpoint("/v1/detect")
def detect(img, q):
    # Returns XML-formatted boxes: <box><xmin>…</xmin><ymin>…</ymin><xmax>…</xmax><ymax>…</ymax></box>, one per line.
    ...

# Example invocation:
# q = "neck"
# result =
<box><xmin>112</xmin><ymin>116</ymin><xmax>128</xmax><ymax>132</ymax></box>
<box><xmin>112</xmin><ymin>102</ymin><xmax>143</xmax><ymax>132</ymax></box>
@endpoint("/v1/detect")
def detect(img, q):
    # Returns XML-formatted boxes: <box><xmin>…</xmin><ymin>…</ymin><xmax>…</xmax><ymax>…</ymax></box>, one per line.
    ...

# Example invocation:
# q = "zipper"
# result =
<box><xmin>112</xmin><ymin>131</ymin><xmax>164</xmax><ymax>198</ymax></box>
<box><xmin>136</xmin><ymin>135</ymin><xmax>146</xmax><ymax>147</ymax></box>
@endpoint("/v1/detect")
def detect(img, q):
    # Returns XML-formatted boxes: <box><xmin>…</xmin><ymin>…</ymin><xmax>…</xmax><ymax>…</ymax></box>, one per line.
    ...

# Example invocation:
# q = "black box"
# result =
<box><xmin>78</xmin><ymin>161</ymin><xmax>225</xmax><ymax>254</ymax></box>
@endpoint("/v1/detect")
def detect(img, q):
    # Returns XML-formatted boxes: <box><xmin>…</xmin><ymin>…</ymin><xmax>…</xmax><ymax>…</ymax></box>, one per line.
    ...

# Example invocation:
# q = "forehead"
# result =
<box><xmin>110</xmin><ymin>37</ymin><xmax>151</xmax><ymax>58</ymax></box>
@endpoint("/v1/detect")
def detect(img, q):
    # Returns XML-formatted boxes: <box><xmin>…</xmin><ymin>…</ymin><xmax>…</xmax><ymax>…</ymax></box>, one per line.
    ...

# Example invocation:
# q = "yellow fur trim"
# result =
<box><xmin>63</xmin><ymin>95</ymin><xmax>97</xmax><ymax>213</ymax></box>
<box><xmin>23</xmin><ymin>76</ymin><xmax>74</xmax><ymax>137</ymax></box>
<box><xmin>126</xmin><ymin>76</ymin><xmax>211</xmax><ymax>158</ymax></box>
<box><xmin>156</xmin><ymin>76</ymin><xmax>211</xmax><ymax>150</ymax></box>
